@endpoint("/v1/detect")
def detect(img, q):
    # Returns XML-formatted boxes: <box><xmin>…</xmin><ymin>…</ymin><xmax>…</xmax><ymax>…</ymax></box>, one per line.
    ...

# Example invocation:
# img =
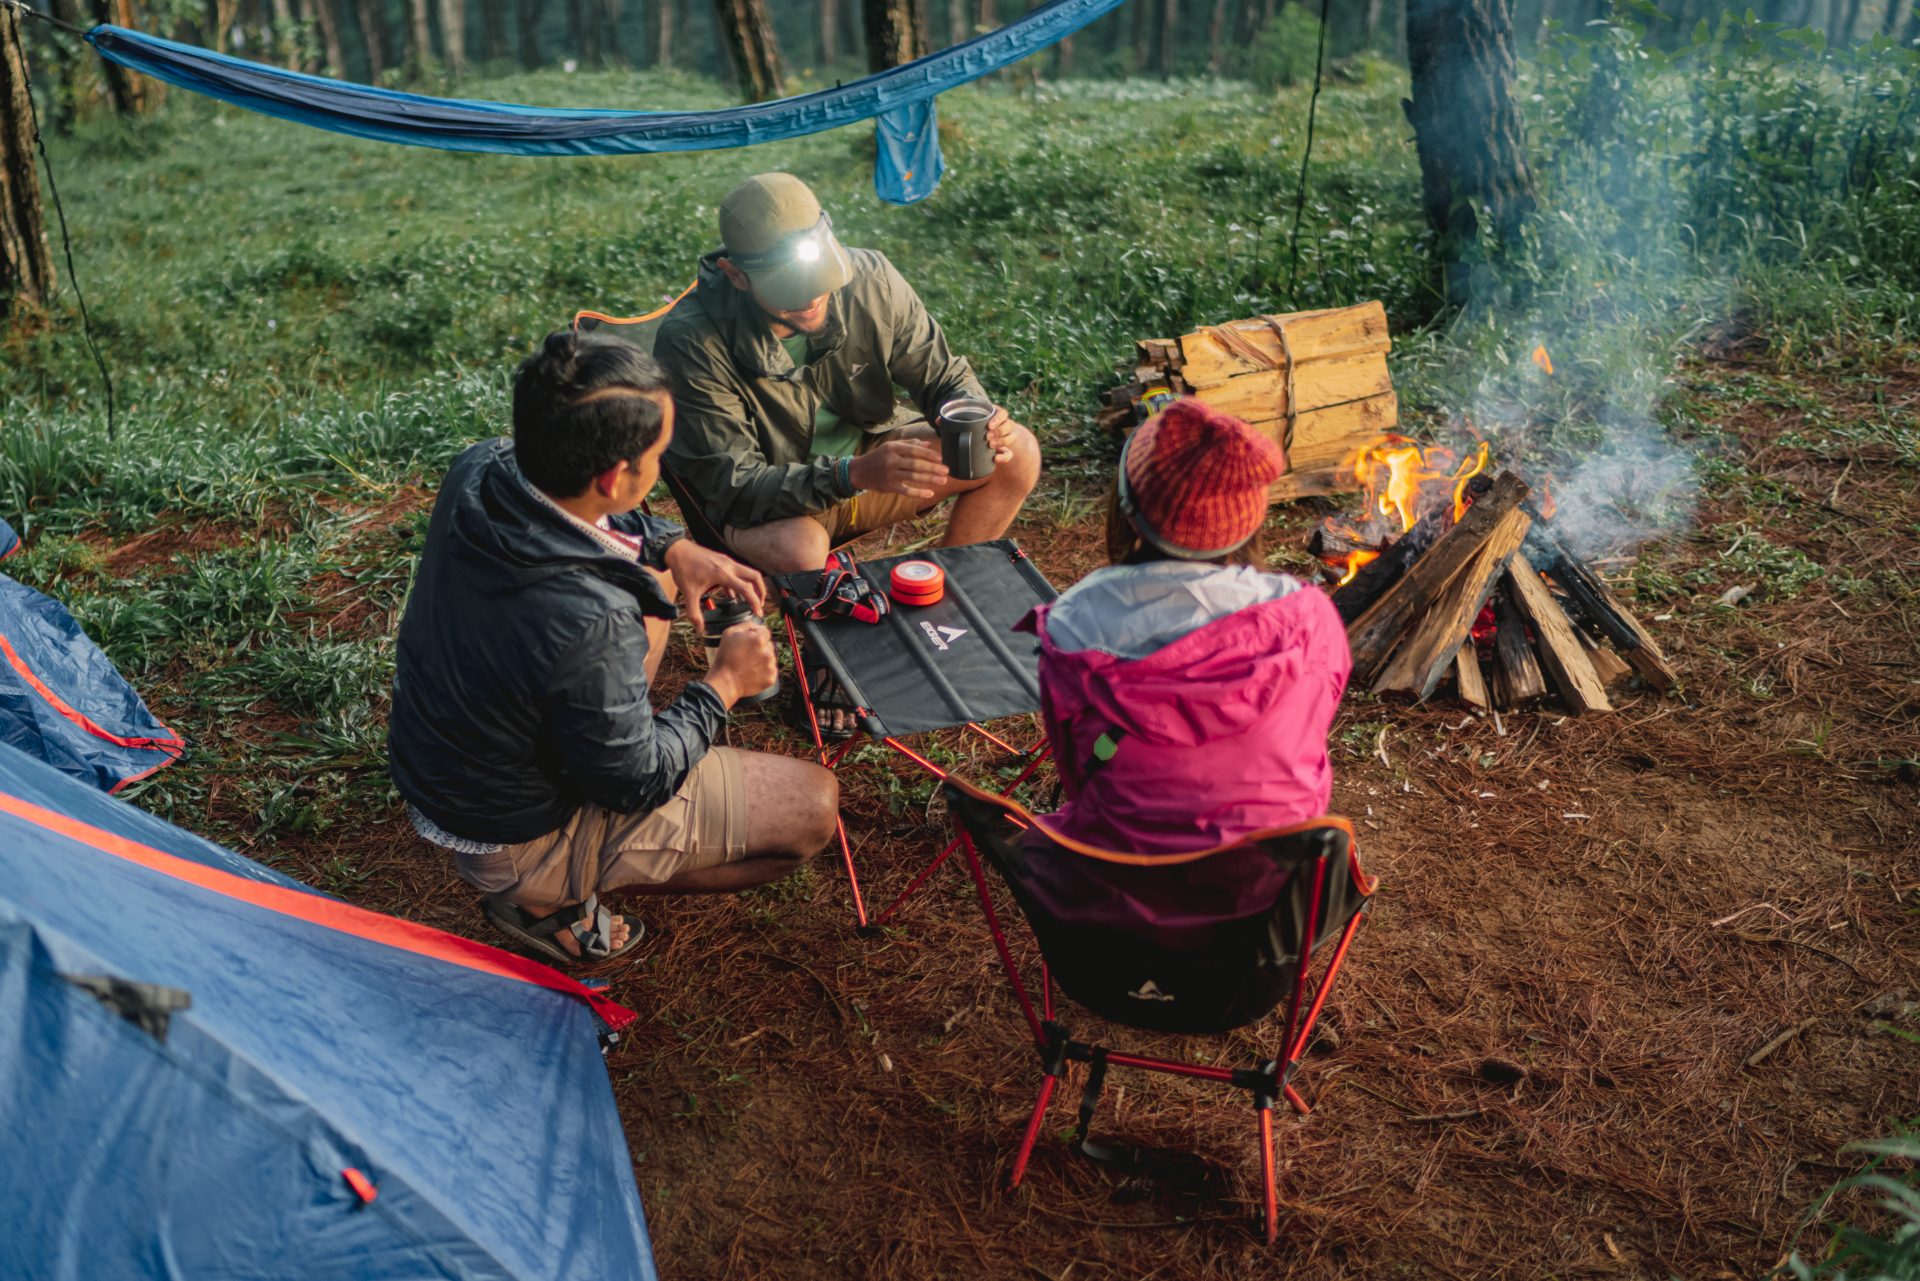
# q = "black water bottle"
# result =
<box><xmin>700</xmin><ymin>593</ymin><xmax>780</xmax><ymax>704</ymax></box>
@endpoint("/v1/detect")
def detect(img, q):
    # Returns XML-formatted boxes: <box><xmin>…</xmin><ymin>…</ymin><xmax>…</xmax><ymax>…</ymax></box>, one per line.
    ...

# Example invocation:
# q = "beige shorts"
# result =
<box><xmin>452</xmin><ymin>747</ymin><xmax>749</xmax><ymax>905</ymax></box>
<box><xmin>725</xmin><ymin>427</ymin><xmax>938</xmax><ymax>548</ymax></box>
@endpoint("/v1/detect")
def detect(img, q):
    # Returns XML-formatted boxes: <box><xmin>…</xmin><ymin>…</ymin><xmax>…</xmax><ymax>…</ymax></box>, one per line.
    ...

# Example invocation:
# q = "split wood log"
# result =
<box><xmin>1371</xmin><ymin>504</ymin><xmax>1532</xmax><ymax>700</ymax></box>
<box><xmin>1308</xmin><ymin>525</ymin><xmax>1391</xmax><ymax>563</ymax></box>
<box><xmin>1175</xmin><ymin>302</ymin><xmax>1391</xmax><ymax>387</ymax></box>
<box><xmin>1347</xmin><ymin>472</ymin><xmax>1529</xmax><ymax>685</ymax></box>
<box><xmin>1579</xmin><ymin>631</ymin><xmax>1633</xmax><ymax>688</ymax></box>
<box><xmin>1524</xmin><ymin>510</ymin><xmax>1676</xmax><ymax>691</ymax></box>
<box><xmin>1454</xmin><ymin>642</ymin><xmax>1490</xmax><ymax>710</ymax></box>
<box><xmin>1491</xmin><ymin>591</ymin><xmax>1547</xmax><ymax>708</ymax></box>
<box><xmin>1505</xmin><ymin>559</ymin><xmax>1612</xmax><ymax>714</ymax></box>
<box><xmin>1187</xmin><ymin>353</ymin><xmax>1394</xmax><ymax>423</ymax></box>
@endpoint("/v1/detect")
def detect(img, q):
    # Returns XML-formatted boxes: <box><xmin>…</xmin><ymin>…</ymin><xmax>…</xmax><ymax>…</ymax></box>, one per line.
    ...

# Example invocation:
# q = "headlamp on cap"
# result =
<box><xmin>730</xmin><ymin>211</ymin><xmax>835</xmax><ymax>276</ymax></box>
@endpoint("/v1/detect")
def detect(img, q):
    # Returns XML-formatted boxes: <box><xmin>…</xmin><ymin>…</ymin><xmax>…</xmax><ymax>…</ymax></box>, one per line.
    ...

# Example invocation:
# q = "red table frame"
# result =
<box><xmin>783</xmin><ymin>615</ymin><xmax>1053</xmax><ymax>930</ymax></box>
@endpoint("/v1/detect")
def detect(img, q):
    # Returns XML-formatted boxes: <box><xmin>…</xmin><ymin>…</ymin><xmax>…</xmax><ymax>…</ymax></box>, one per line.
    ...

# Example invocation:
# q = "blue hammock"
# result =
<box><xmin>87</xmin><ymin>0</ymin><xmax>1125</xmax><ymax>204</ymax></box>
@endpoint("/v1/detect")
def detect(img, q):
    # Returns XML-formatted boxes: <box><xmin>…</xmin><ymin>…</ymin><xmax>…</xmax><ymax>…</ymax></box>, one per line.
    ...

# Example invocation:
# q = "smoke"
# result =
<box><xmin>1532</xmin><ymin>418</ymin><xmax>1699</xmax><ymax>562</ymax></box>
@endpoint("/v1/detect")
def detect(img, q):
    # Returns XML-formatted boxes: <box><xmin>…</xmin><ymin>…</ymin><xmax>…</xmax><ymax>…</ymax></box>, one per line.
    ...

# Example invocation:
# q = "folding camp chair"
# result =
<box><xmin>941</xmin><ymin>776</ymin><xmax>1378</xmax><ymax>1244</ymax></box>
<box><xmin>774</xmin><ymin>540</ymin><xmax>1057</xmax><ymax>930</ymax></box>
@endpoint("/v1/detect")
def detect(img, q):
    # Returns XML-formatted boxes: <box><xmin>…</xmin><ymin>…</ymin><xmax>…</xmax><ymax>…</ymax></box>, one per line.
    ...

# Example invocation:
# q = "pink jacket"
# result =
<box><xmin>1018</xmin><ymin>564</ymin><xmax>1350</xmax><ymax>856</ymax></box>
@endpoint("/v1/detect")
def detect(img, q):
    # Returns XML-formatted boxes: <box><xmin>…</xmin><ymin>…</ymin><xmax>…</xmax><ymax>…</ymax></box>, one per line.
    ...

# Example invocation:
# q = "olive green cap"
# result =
<box><xmin>718</xmin><ymin>173</ymin><xmax>854</xmax><ymax>312</ymax></box>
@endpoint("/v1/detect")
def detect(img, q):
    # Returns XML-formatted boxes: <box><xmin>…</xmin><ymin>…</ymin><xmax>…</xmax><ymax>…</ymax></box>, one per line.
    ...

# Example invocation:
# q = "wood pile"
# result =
<box><xmin>1097</xmin><ymin>301</ymin><xmax>1399</xmax><ymax>502</ymax></box>
<box><xmin>1328</xmin><ymin>473</ymin><xmax>1676</xmax><ymax>713</ymax></box>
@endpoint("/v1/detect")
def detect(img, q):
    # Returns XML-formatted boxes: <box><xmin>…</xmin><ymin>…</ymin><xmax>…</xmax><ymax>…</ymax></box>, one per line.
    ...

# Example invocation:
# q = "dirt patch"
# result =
<box><xmin>79</xmin><ymin>516</ymin><xmax>272</xmax><ymax>577</ymax></box>
<box><xmin>174</xmin><ymin>367</ymin><xmax>1919</xmax><ymax>1280</ymax></box>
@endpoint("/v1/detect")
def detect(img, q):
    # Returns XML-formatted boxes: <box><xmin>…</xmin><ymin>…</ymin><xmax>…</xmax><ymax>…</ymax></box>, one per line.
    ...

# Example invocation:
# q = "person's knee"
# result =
<box><xmin>647</xmin><ymin>564</ymin><xmax>679</xmax><ymax>603</ymax></box>
<box><xmin>736</xmin><ymin>520</ymin><xmax>829</xmax><ymax>575</ymax></box>
<box><xmin>797</xmin><ymin>765</ymin><xmax>839</xmax><ymax>856</ymax></box>
<box><xmin>998</xmin><ymin>421</ymin><xmax>1042</xmax><ymax>493</ymax></box>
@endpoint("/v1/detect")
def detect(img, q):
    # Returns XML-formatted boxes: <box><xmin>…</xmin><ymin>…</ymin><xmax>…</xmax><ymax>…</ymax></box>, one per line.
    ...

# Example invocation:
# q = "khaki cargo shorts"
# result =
<box><xmin>725</xmin><ymin>427</ymin><xmax>939</xmax><ymax>548</ymax></box>
<box><xmin>452</xmin><ymin>747</ymin><xmax>749</xmax><ymax>905</ymax></box>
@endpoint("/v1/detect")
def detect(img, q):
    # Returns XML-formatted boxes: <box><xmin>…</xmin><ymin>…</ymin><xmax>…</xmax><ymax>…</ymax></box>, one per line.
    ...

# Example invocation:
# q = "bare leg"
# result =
<box><xmin>931</xmin><ymin>419</ymin><xmax>1042</xmax><ymax>547</ymax></box>
<box><xmin>726</xmin><ymin>515</ymin><xmax>832</xmax><ymax>577</ymax></box>
<box><xmin>624</xmin><ymin>752</ymin><xmax>838</xmax><ymax>894</ymax></box>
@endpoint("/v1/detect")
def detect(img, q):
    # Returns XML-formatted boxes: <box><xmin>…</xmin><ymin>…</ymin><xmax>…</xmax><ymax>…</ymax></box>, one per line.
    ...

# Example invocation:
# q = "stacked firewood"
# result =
<box><xmin>1326</xmin><ymin>473</ymin><xmax>1676</xmax><ymax>713</ymax></box>
<box><xmin>1097</xmin><ymin>302</ymin><xmax>1400</xmax><ymax>502</ymax></box>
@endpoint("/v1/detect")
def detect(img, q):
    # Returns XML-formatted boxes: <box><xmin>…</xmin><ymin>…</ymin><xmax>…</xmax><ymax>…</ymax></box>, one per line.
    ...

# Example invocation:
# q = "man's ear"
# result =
<box><xmin>718</xmin><ymin>256</ymin><xmax>751</xmax><ymax>292</ymax></box>
<box><xmin>592</xmin><ymin>459</ymin><xmax>629</xmax><ymax>499</ymax></box>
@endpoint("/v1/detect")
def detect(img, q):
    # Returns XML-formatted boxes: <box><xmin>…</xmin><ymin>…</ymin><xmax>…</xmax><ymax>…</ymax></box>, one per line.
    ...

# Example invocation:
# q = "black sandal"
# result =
<box><xmin>787</xmin><ymin>655</ymin><xmax>859</xmax><ymax>743</ymax></box>
<box><xmin>482</xmin><ymin>893</ymin><xmax>644</xmax><ymax>968</ymax></box>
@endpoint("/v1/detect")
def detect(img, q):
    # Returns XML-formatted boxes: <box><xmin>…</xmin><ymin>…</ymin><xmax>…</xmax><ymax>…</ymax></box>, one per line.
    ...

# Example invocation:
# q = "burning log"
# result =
<box><xmin>1098</xmin><ymin>302</ymin><xmax>1399</xmax><ymax>502</ymax></box>
<box><xmin>1504</xmin><ymin>559</ymin><xmax>1612</xmax><ymax>715</ymax></box>
<box><xmin>1348</xmin><ymin>473</ymin><xmax>1529</xmax><ymax>687</ymax></box>
<box><xmin>1491</xmin><ymin>592</ymin><xmax>1548</xmax><ymax>707</ymax></box>
<box><xmin>1453</xmin><ymin>642</ymin><xmax>1490</xmax><ymax>710</ymax></box>
<box><xmin>1580</xmin><ymin>631</ymin><xmax>1633</xmax><ymax>687</ymax></box>
<box><xmin>1371</xmin><ymin>502</ymin><xmax>1532</xmax><ymax>700</ymax></box>
<box><xmin>1524</xmin><ymin>509</ymin><xmax>1677</xmax><ymax>691</ymax></box>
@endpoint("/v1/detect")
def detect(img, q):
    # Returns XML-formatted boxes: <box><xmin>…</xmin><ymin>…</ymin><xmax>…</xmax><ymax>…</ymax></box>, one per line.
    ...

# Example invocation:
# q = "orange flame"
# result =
<box><xmin>1450</xmin><ymin>440</ymin><xmax>1490</xmax><ymax>522</ymax></box>
<box><xmin>1531</xmin><ymin>345</ymin><xmax>1554</xmax><ymax>376</ymax></box>
<box><xmin>1345</xmin><ymin>436</ymin><xmax>1473</xmax><ymax>536</ymax></box>
<box><xmin>1337</xmin><ymin>549</ymin><xmax>1380</xmax><ymax>587</ymax></box>
<box><xmin>1539</xmin><ymin>475</ymin><xmax>1557</xmax><ymax>522</ymax></box>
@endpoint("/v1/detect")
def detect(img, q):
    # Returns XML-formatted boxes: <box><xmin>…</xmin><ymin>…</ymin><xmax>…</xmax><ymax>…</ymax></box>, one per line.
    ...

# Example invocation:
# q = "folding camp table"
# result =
<box><xmin>775</xmin><ymin>539</ymin><xmax>1057</xmax><ymax>930</ymax></box>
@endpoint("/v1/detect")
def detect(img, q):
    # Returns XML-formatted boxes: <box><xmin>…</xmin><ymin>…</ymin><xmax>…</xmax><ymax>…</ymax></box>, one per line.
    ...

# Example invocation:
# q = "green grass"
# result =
<box><xmin>2</xmin><ymin>29</ymin><xmax>1916</xmax><ymax>847</ymax></box>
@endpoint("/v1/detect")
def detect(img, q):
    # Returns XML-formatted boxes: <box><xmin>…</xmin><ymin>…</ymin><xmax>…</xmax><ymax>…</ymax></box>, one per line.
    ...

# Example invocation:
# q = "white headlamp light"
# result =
<box><xmin>793</xmin><ymin>237</ymin><xmax>822</xmax><ymax>264</ymax></box>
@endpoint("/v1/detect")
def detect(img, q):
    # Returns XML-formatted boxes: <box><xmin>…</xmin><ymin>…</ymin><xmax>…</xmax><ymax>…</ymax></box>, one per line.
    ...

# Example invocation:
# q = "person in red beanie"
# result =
<box><xmin>1015</xmin><ymin>398</ymin><xmax>1352</xmax><ymax>856</ymax></box>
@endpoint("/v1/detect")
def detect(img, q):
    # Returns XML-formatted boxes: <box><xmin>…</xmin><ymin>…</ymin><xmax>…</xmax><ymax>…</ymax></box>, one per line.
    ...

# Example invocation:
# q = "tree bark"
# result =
<box><xmin>269</xmin><ymin>0</ymin><xmax>297</xmax><ymax>68</ymax></box>
<box><xmin>864</xmin><ymin>0</ymin><xmax>927</xmax><ymax>69</ymax></box>
<box><xmin>1404</xmin><ymin>0</ymin><xmax>1537</xmax><ymax>304</ymax></box>
<box><xmin>311</xmin><ymin>0</ymin><xmax>347</xmax><ymax>72</ymax></box>
<box><xmin>712</xmin><ymin>0</ymin><xmax>785</xmax><ymax>99</ymax></box>
<box><xmin>1363</xmin><ymin>0</ymin><xmax>1386</xmax><ymax>46</ymax></box>
<box><xmin>1</xmin><ymin>5</ymin><xmax>54</xmax><ymax>319</ymax></box>
<box><xmin>516</xmin><ymin>0</ymin><xmax>541</xmax><ymax>66</ymax></box>
<box><xmin>947</xmin><ymin>0</ymin><xmax>968</xmax><ymax>43</ymax></box>
<box><xmin>352</xmin><ymin>0</ymin><xmax>387</xmax><ymax>78</ymax></box>
<box><xmin>1207</xmin><ymin>0</ymin><xmax>1229</xmax><ymax>70</ymax></box>
<box><xmin>406</xmin><ymin>0</ymin><xmax>433</xmax><ymax>75</ymax></box>
<box><xmin>438</xmin><ymin>0</ymin><xmax>468</xmax><ymax>72</ymax></box>
<box><xmin>1837</xmin><ymin>0</ymin><xmax>1865</xmax><ymax>40</ymax></box>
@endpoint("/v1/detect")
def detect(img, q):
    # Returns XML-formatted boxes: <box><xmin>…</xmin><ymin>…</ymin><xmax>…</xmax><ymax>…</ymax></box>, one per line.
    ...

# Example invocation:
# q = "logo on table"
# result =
<box><xmin>919</xmin><ymin>622</ymin><xmax>968</xmax><ymax>651</ymax></box>
<box><xmin>1128</xmin><ymin>980</ymin><xmax>1175</xmax><ymax>1003</ymax></box>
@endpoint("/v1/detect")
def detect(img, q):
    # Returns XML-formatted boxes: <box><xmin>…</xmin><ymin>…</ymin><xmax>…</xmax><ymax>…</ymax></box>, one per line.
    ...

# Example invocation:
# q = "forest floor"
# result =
<box><xmin>111</xmin><ymin>352</ymin><xmax>1913</xmax><ymax>1280</ymax></box>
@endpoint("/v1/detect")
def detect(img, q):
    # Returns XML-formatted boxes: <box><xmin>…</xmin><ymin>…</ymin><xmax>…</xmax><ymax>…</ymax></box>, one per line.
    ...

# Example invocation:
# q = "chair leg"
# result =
<box><xmin>1258</xmin><ymin>1103</ymin><xmax>1278</xmax><ymax>1245</ymax></box>
<box><xmin>1010</xmin><ymin>1072</ymin><xmax>1059</xmax><ymax>1189</ymax></box>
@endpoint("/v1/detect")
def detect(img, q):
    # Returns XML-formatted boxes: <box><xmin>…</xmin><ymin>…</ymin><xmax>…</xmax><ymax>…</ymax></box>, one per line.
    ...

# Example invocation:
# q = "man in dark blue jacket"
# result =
<box><xmin>389</xmin><ymin>330</ymin><xmax>838</xmax><ymax>965</ymax></box>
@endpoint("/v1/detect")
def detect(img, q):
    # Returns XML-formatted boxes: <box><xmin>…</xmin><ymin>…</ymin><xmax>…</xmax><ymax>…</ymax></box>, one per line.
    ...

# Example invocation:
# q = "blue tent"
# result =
<box><xmin>0</xmin><ymin>739</ymin><xmax>655</xmax><ymax>1280</ymax></box>
<box><xmin>0</xmin><ymin>517</ymin><xmax>185</xmax><ymax>794</ymax></box>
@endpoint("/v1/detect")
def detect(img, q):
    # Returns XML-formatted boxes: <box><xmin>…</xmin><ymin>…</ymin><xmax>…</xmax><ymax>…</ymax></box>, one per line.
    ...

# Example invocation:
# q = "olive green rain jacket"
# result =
<box><xmin>655</xmin><ymin>246</ymin><xmax>989</xmax><ymax>532</ymax></box>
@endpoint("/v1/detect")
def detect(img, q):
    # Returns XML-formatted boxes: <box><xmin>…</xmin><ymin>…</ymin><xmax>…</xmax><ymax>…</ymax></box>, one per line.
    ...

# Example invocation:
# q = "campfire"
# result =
<box><xmin>1309</xmin><ymin>435</ymin><xmax>1676</xmax><ymax>714</ymax></box>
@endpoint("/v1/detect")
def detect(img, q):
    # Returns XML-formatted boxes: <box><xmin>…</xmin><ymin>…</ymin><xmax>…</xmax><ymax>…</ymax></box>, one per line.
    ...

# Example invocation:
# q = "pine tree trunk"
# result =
<box><xmin>1207</xmin><ymin>0</ymin><xmax>1228</xmax><ymax>70</ymax></box>
<box><xmin>1</xmin><ymin>5</ymin><xmax>55</xmax><ymax>319</ymax></box>
<box><xmin>438</xmin><ymin>0</ymin><xmax>467</xmax><ymax>72</ymax></box>
<box><xmin>270</xmin><ymin>0</ymin><xmax>297</xmax><ymax>68</ymax></box>
<box><xmin>1154</xmin><ymin>0</ymin><xmax>1177</xmax><ymax>76</ymax></box>
<box><xmin>948</xmin><ymin>0</ymin><xmax>967</xmax><ymax>43</ymax></box>
<box><xmin>516</xmin><ymin>0</ymin><xmax>541</xmax><ymax>66</ymax></box>
<box><xmin>1363</xmin><ymin>0</ymin><xmax>1385</xmax><ymax>46</ymax></box>
<box><xmin>406</xmin><ymin>0</ymin><xmax>433</xmax><ymax>75</ymax></box>
<box><xmin>712</xmin><ymin>0</ymin><xmax>785</xmax><ymax>99</ymax></box>
<box><xmin>864</xmin><ymin>0</ymin><xmax>926</xmax><ymax>69</ymax></box>
<box><xmin>646</xmin><ymin>0</ymin><xmax>674</xmax><ymax>65</ymax></box>
<box><xmin>1838</xmin><ymin>0</ymin><xmax>1865</xmax><ymax>40</ymax></box>
<box><xmin>479</xmin><ymin>0</ymin><xmax>506</xmax><ymax>59</ymax></box>
<box><xmin>820</xmin><ymin>0</ymin><xmax>841</xmax><ymax>62</ymax></box>
<box><xmin>88</xmin><ymin>1</ymin><xmax>141</xmax><ymax>111</ymax></box>
<box><xmin>352</xmin><ymin>0</ymin><xmax>387</xmax><ymax>78</ymax></box>
<box><xmin>603</xmin><ymin>0</ymin><xmax>626</xmax><ymax>62</ymax></box>
<box><xmin>1404</xmin><ymin>0</ymin><xmax>1537</xmax><ymax>304</ymax></box>
<box><xmin>312</xmin><ymin>0</ymin><xmax>347</xmax><ymax>72</ymax></box>
<box><xmin>1130</xmin><ymin>0</ymin><xmax>1151</xmax><ymax>69</ymax></box>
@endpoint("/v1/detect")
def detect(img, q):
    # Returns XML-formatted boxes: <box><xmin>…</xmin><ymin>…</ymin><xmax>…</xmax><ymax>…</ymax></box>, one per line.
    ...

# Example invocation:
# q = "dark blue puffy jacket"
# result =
<box><xmin>388</xmin><ymin>438</ymin><xmax>726</xmax><ymax>844</ymax></box>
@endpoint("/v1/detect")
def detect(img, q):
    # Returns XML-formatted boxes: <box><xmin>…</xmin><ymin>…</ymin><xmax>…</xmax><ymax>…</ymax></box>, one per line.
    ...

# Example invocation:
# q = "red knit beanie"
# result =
<box><xmin>1119</xmin><ymin>399</ymin><xmax>1284</xmax><ymax>559</ymax></box>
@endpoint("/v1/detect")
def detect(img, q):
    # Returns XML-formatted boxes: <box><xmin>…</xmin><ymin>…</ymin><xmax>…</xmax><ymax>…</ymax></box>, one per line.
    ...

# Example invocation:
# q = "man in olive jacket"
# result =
<box><xmin>656</xmin><ymin>173</ymin><xmax>1041</xmax><ymax>575</ymax></box>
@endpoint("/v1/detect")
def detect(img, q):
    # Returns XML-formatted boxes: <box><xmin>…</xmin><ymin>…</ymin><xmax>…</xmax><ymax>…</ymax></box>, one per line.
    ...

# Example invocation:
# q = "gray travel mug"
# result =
<box><xmin>701</xmin><ymin>594</ymin><xmax>780</xmax><ymax>704</ymax></box>
<box><xmin>935</xmin><ymin>397</ymin><xmax>998</xmax><ymax>482</ymax></box>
